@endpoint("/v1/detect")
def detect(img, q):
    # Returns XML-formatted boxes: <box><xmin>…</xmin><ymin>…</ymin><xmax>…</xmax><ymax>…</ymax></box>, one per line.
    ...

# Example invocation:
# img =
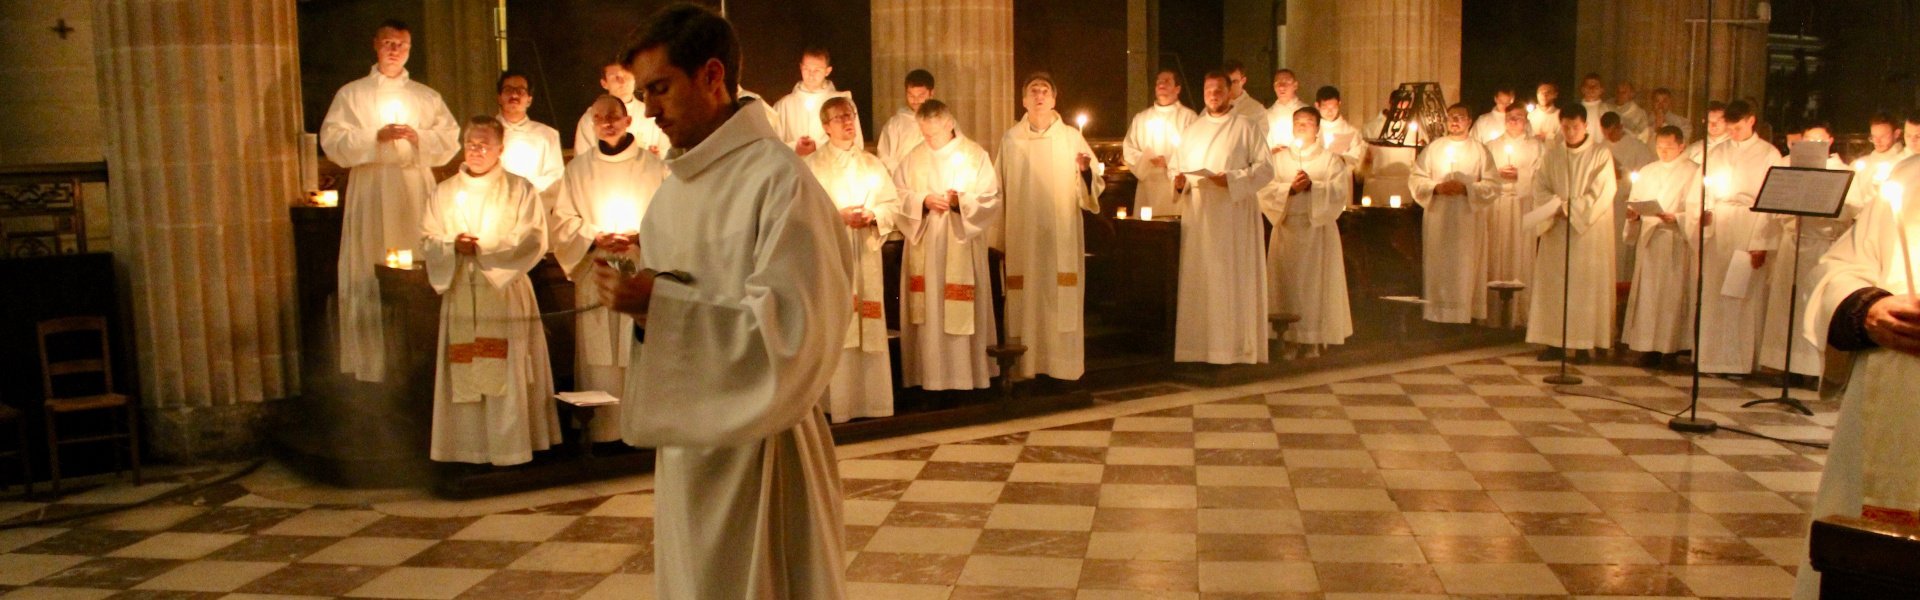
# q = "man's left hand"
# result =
<box><xmin>455</xmin><ymin>234</ymin><xmax>479</xmax><ymax>256</ymax></box>
<box><xmin>795</xmin><ymin>137</ymin><xmax>817</xmax><ymax>157</ymax></box>
<box><xmin>596</xmin><ymin>263</ymin><xmax>655</xmax><ymax>317</ymax></box>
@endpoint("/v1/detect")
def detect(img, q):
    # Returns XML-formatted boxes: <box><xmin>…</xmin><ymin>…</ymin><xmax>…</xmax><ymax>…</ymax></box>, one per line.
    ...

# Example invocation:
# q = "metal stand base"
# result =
<box><xmin>1543</xmin><ymin>374</ymin><xmax>1583</xmax><ymax>385</ymax></box>
<box><xmin>1668</xmin><ymin>416</ymin><xmax>1720</xmax><ymax>434</ymax></box>
<box><xmin>1742</xmin><ymin>394</ymin><xmax>1814</xmax><ymax>416</ymax></box>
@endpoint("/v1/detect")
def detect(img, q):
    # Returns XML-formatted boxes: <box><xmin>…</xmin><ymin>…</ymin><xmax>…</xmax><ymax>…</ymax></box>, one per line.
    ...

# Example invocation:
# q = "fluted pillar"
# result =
<box><xmin>871</xmin><ymin>0</ymin><xmax>1015</xmax><ymax>153</ymax></box>
<box><xmin>1290</xmin><ymin>0</ymin><xmax>1461</xmax><ymax>127</ymax></box>
<box><xmin>1578</xmin><ymin>0</ymin><xmax>1766</xmax><ymax>123</ymax></box>
<box><xmin>93</xmin><ymin>0</ymin><xmax>302</xmax><ymax>460</ymax></box>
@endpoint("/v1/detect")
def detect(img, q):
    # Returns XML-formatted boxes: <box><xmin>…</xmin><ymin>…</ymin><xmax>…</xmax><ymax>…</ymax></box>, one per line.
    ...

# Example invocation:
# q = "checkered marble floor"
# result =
<box><xmin>0</xmin><ymin>348</ymin><xmax>1835</xmax><ymax>599</ymax></box>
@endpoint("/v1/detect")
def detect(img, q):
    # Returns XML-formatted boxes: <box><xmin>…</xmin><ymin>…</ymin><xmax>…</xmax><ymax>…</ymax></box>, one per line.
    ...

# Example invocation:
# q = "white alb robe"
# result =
<box><xmin>1581</xmin><ymin>99</ymin><xmax>1613</xmax><ymax>126</ymax></box>
<box><xmin>1641</xmin><ymin>111</ymin><xmax>1691</xmax><ymax>146</ymax></box>
<box><xmin>1231</xmin><ymin>92</ymin><xmax>1265</xmax><ymax>123</ymax></box>
<box><xmin>497</xmin><ymin>115</ymin><xmax>565</xmax><ymax>196</ymax></box>
<box><xmin>772</xmin><ymin>81</ymin><xmax>863</xmax><ymax>151</ymax></box>
<box><xmin>1526</xmin><ymin>135</ymin><xmax>1618</xmax><ymax>350</ymax></box>
<box><xmin>1170</xmin><ymin>111</ymin><xmax>1275</xmax><ymax>364</ymax></box>
<box><xmin>1695</xmin><ymin>135</ymin><xmax>1783</xmax><ymax>374</ymax></box>
<box><xmin>1471</xmin><ymin>109</ymin><xmax>1512</xmax><ymax>144</ymax></box>
<box><xmin>1609</xmin><ymin>134</ymin><xmax>1659</xmax><ymax>275</ymax></box>
<box><xmin>321</xmin><ymin>66</ymin><xmax>461</xmax><ymax>382</ymax></box>
<box><xmin>1122</xmin><ymin>102</ymin><xmax>1199</xmax><ymax>217</ymax></box>
<box><xmin>897</xmin><ymin>134</ymin><xmax>1002</xmax><ymax>390</ymax></box>
<box><xmin>1613</xmin><ymin>100</ymin><xmax>1651</xmax><ymax>140</ymax></box>
<box><xmin>1411</xmin><ymin>137</ymin><xmax>1501</xmax><ymax>323</ymax></box>
<box><xmin>420</xmin><ymin>167</ymin><xmax>558</xmax><ymax>466</ymax></box>
<box><xmin>550</xmin><ymin>137</ymin><xmax>667</xmax><ymax>442</ymax></box>
<box><xmin>571</xmin><ymin>97</ymin><xmax>669</xmax><ymax>158</ymax></box>
<box><xmin>1528</xmin><ymin>106</ymin><xmax>1563</xmax><ymax>143</ymax></box>
<box><xmin>803</xmin><ymin>141</ymin><xmax>901</xmax><ymax>422</ymax></box>
<box><xmin>1263</xmin><ymin>98</ymin><xmax>1307</xmax><ymax>148</ymax></box>
<box><xmin>878</xmin><ymin>107</ymin><xmax>965</xmax><ymax>175</ymax></box>
<box><xmin>1620</xmin><ymin>156</ymin><xmax>1702</xmax><ymax>353</ymax></box>
<box><xmin>622</xmin><ymin>99</ymin><xmax>851</xmax><ymax>600</ymax></box>
<box><xmin>1260</xmin><ymin>142</ymin><xmax>1353</xmax><ymax>345</ymax></box>
<box><xmin>1485</xmin><ymin>134</ymin><xmax>1546</xmax><ymax>325</ymax></box>
<box><xmin>1793</xmin><ymin>163</ymin><xmax>1920</xmax><ymax>599</ymax></box>
<box><xmin>997</xmin><ymin>114</ymin><xmax>1104</xmax><ymax>380</ymax></box>
<box><xmin>1760</xmin><ymin>154</ymin><xmax>1858</xmax><ymax>376</ymax></box>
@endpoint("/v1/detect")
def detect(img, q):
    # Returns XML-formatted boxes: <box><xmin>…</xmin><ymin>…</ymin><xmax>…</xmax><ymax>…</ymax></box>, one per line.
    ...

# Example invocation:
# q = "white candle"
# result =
<box><xmin>396</xmin><ymin>249</ymin><xmax>413</xmax><ymax>269</ymax></box>
<box><xmin>314</xmin><ymin>190</ymin><xmax>339</xmax><ymax>207</ymax></box>
<box><xmin>1116</xmin><ymin>207</ymin><xmax>1128</xmax><ymax>219</ymax></box>
<box><xmin>1389</xmin><ymin>195</ymin><xmax>1403</xmax><ymax>208</ymax></box>
<box><xmin>1886</xmin><ymin>182</ymin><xmax>1916</xmax><ymax>297</ymax></box>
<box><xmin>1525</xmin><ymin>103</ymin><xmax>1536</xmax><ymax>114</ymax></box>
<box><xmin>1443</xmin><ymin>146</ymin><xmax>1457</xmax><ymax>175</ymax></box>
<box><xmin>383</xmin><ymin>99</ymin><xmax>405</xmax><ymax>125</ymax></box>
<box><xmin>455</xmin><ymin>190</ymin><xmax>472</xmax><ymax>234</ymax></box>
<box><xmin>948</xmin><ymin>154</ymin><xmax>968</xmax><ymax>193</ymax></box>
<box><xmin>1361</xmin><ymin>195</ymin><xmax>1373</xmax><ymax>207</ymax></box>
<box><xmin>502</xmin><ymin>140</ymin><xmax>536</xmax><ymax>178</ymax></box>
<box><xmin>1140</xmin><ymin>207</ymin><xmax>1153</xmax><ymax>220</ymax></box>
<box><xmin>1076</xmin><ymin>112</ymin><xmax>1089</xmax><ymax>131</ymax></box>
<box><xmin>1407</xmin><ymin>122</ymin><xmax>1420</xmax><ymax>144</ymax></box>
<box><xmin>1504</xmin><ymin>143</ymin><xmax>1514</xmax><ymax>167</ymax></box>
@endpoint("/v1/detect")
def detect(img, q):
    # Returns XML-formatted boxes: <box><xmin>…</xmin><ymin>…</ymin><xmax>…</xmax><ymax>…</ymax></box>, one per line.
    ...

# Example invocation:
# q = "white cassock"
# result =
<box><xmin>1641</xmin><ymin>111</ymin><xmax>1691</xmax><ymax>146</ymax></box>
<box><xmin>1619</xmin><ymin>156</ymin><xmax>1702</xmax><ymax>353</ymax></box>
<box><xmin>737</xmin><ymin>88</ymin><xmax>782</xmax><ymax>129</ymax></box>
<box><xmin>1581</xmin><ymin>99</ymin><xmax>1613</xmax><ymax>125</ymax></box>
<box><xmin>571</xmin><ymin>97</ymin><xmax>669</xmax><ymax>158</ymax></box>
<box><xmin>1263</xmin><ymin>98</ymin><xmax>1307</xmax><ymax>148</ymax></box>
<box><xmin>1473</xmin><ymin>108</ymin><xmax>1525</xmax><ymax>144</ymax></box>
<box><xmin>1613</xmin><ymin>100</ymin><xmax>1651</xmax><ymax>140</ymax></box>
<box><xmin>1231</xmin><ymin>91</ymin><xmax>1265</xmax><ymax>123</ymax></box>
<box><xmin>1170</xmin><ymin>111</ymin><xmax>1275</xmax><ymax>364</ymax></box>
<box><xmin>997</xmin><ymin>115</ymin><xmax>1104</xmax><ymax>380</ymax></box>
<box><xmin>1760</xmin><ymin>154</ymin><xmax>1858</xmax><ymax>376</ymax></box>
<box><xmin>772</xmin><ymin>82</ymin><xmax>864</xmax><ymax>150</ymax></box>
<box><xmin>321</xmin><ymin>66</ymin><xmax>460</xmax><ymax>382</ymax></box>
<box><xmin>1793</xmin><ymin>163</ymin><xmax>1920</xmax><ymax>600</ymax></box>
<box><xmin>1683</xmin><ymin>134</ymin><xmax>1728</xmax><ymax>164</ymax></box>
<box><xmin>622</xmin><ymin>100</ymin><xmax>850</xmax><ymax>600</ymax></box>
<box><xmin>1485</xmin><ymin>134</ymin><xmax>1546</xmax><ymax>324</ymax></box>
<box><xmin>1411</xmin><ymin>137</ymin><xmax>1501</xmax><ymax>323</ymax></box>
<box><xmin>1260</xmin><ymin>142</ymin><xmax>1353</xmax><ymax>345</ymax></box>
<box><xmin>420</xmin><ymin>167</ymin><xmax>558</xmax><ymax>466</ymax></box>
<box><xmin>1320</xmin><ymin>116</ymin><xmax>1367</xmax><ymax>167</ymax></box>
<box><xmin>1695</xmin><ymin>135</ymin><xmax>1783</xmax><ymax>374</ymax></box>
<box><xmin>803</xmin><ymin>140</ymin><xmax>900</xmax><ymax>422</ymax></box>
<box><xmin>1122</xmin><ymin>102</ymin><xmax>1198</xmax><ymax>217</ymax></box>
<box><xmin>497</xmin><ymin>116</ymin><xmax>565</xmax><ymax>198</ymax></box>
<box><xmin>1608</xmin><ymin>135</ymin><xmax>1659</xmax><ymax>275</ymax></box>
<box><xmin>897</xmin><ymin>134</ymin><xmax>1002</xmax><ymax>390</ymax></box>
<box><xmin>1526</xmin><ymin>134</ymin><xmax>1618</xmax><ymax>350</ymax></box>
<box><xmin>1529</xmin><ymin>105</ymin><xmax>1563</xmax><ymax>143</ymax></box>
<box><xmin>550</xmin><ymin>137</ymin><xmax>667</xmax><ymax>442</ymax></box>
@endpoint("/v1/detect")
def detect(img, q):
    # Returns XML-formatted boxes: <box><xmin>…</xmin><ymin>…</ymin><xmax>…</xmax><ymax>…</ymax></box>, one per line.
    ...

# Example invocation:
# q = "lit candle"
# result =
<box><xmin>1361</xmin><ymin>195</ymin><xmax>1373</xmax><ymax>207</ymax></box>
<box><xmin>1116</xmin><ymin>207</ymin><xmax>1128</xmax><ymax>219</ymax></box>
<box><xmin>1443</xmin><ymin>146</ymin><xmax>1457</xmax><ymax>175</ymax></box>
<box><xmin>385</xmin><ymin>248</ymin><xmax>398</xmax><ymax>268</ymax></box>
<box><xmin>1503</xmin><ymin>143</ymin><xmax>1514</xmax><ymax>167</ymax></box>
<box><xmin>314</xmin><ymin>190</ymin><xmax>339</xmax><ymax>207</ymax></box>
<box><xmin>1854</xmin><ymin>159</ymin><xmax>1867</xmax><ymax>172</ymax></box>
<box><xmin>1628</xmin><ymin>170</ymin><xmax>1640</xmax><ymax>185</ymax></box>
<box><xmin>1389</xmin><ymin>195</ymin><xmax>1403</xmax><ymax>208</ymax></box>
<box><xmin>503</xmin><ymin>140</ymin><xmax>536</xmax><ymax>177</ymax></box>
<box><xmin>1525</xmin><ymin>102</ymin><xmax>1537</xmax><ymax>114</ymax></box>
<box><xmin>1075</xmin><ymin>112</ymin><xmax>1089</xmax><ymax>131</ymax></box>
<box><xmin>1140</xmin><ymin>207</ymin><xmax>1153</xmax><ymax>220</ymax></box>
<box><xmin>395</xmin><ymin>249</ymin><xmax>414</xmax><ymax>269</ymax></box>
<box><xmin>948</xmin><ymin>153</ymin><xmax>968</xmax><ymax>193</ymax></box>
<box><xmin>455</xmin><ymin>190</ymin><xmax>471</xmax><ymax>233</ymax></box>
<box><xmin>1886</xmin><ymin>182</ymin><xmax>1916</xmax><ymax>297</ymax></box>
<box><xmin>1877</xmin><ymin>162</ymin><xmax>1894</xmax><ymax>183</ymax></box>
<box><xmin>382</xmin><ymin>99</ymin><xmax>404</xmax><ymax>125</ymax></box>
<box><xmin>1407</xmin><ymin>122</ymin><xmax>1420</xmax><ymax>144</ymax></box>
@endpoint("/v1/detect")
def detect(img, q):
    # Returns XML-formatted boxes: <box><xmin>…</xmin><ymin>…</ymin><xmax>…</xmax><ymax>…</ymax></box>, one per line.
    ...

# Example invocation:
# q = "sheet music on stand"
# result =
<box><xmin>1750</xmin><ymin>166</ymin><xmax>1854</xmax><ymax>218</ymax></box>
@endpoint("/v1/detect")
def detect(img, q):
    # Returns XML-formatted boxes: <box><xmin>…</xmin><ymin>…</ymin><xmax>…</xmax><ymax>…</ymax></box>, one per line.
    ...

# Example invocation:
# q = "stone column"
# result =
<box><xmin>1290</xmin><ymin>0</ymin><xmax>1461</xmax><ymax>127</ymax></box>
<box><xmin>1578</xmin><ymin>0</ymin><xmax>1766</xmax><ymax>123</ymax></box>
<box><xmin>422</xmin><ymin>0</ymin><xmax>500</xmax><ymax>122</ymax></box>
<box><xmin>92</xmin><ymin>0</ymin><xmax>303</xmax><ymax>460</ymax></box>
<box><xmin>871</xmin><ymin>0</ymin><xmax>1014</xmax><ymax>153</ymax></box>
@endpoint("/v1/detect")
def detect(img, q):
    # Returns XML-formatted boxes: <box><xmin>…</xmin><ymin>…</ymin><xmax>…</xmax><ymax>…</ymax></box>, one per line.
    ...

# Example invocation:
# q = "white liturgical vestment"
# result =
<box><xmin>1122</xmin><ymin>102</ymin><xmax>1199</xmax><ymax>217</ymax></box>
<box><xmin>997</xmin><ymin>113</ymin><xmax>1105</xmax><ymax>380</ymax></box>
<box><xmin>621</xmin><ymin>99</ymin><xmax>851</xmax><ymax>600</ymax></box>
<box><xmin>321</xmin><ymin>66</ymin><xmax>461</xmax><ymax>382</ymax></box>
<box><xmin>1170</xmin><ymin>110</ymin><xmax>1274</xmax><ymax>364</ymax></box>
<box><xmin>1526</xmin><ymin>134</ymin><xmax>1618</xmax><ymax>350</ymax></box>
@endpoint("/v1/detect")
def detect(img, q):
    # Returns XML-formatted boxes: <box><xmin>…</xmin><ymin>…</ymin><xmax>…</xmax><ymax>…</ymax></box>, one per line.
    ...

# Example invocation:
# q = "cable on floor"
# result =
<box><xmin>1551</xmin><ymin>385</ymin><xmax>1830</xmax><ymax>450</ymax></box>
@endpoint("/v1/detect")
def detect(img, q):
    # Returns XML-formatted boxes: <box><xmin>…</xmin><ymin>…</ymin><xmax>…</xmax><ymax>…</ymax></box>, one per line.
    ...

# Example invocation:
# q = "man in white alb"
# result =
<box><xmin>1170</xmin><ymin>70</ymin><xmax>1274</xmax><ymax>365</ymax></box>
<box><xmin>1529</xmin><ymin>82</ymin><xmax>1564</xmax><ymax>143</ymax></box>
<box><xmin>1526</xmin><ymin>104</ymin><xmax>1618</xmax><ymax>364</ymax></box>
<box><xmin>1264</xmin><ymin>69</ymin><xmax>1307</xmax><ymax>148</ymax></box>
<box><xmin>771</xmin><ymin>47</ymin><xmax>862</xmax><ymax>157</ymax></box>
<box><xmin>572</xmin><ymin>60</ymin><xmax>668</xmax><ymax>158</ymax></box>
<box><xmin>1472</xmin><ymin>87</ymin><xmax>1521</xmax><ymax>144</ymax></box>
<box><xmin>1122</xmin><ymin>68</ymin><xmax>1198</xmax><ymax>218</ymax></box>
<box><xmin>877</xmin><ymin>69</ymin><xmax>939</xmax><ymax>174</ymax></box>
<box><xmin>1694</xmin><ymin>100</ymin><xmax>1782</xmax><ymax>377</ymax></box>
<box><xmin>493</xmin><ymin>71</ymin><xmax>564</xmax><ymax>200</ymax></box>
<box><xmin>1410</xmin><ymin>104</ymin><xmax>1500</xmax><ymax>324</ymax></box>
<box><xmin>997</xmin><ymin>73</ymin><xmax>1103</xmax><ymax>383</ymax></box>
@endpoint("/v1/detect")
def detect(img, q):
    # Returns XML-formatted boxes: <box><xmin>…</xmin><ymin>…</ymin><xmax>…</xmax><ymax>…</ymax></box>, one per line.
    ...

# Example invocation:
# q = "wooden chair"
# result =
<box><xmin>37</xmin><ymin>316</ymin><xmax>140</xmax><ymax>493</ymax></box>
<box><xmin>0</xmin><ymin>402</ymin><xmax>28</xmax><ymax>496</ymax></box>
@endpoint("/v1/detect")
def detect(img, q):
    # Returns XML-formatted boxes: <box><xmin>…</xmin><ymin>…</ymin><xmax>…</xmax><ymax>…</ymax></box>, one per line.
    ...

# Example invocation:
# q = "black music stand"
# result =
<box><xmin>1744</xmin><ymin>166</ymin><xmax>1855</xmax><ymax>415</ymax></box>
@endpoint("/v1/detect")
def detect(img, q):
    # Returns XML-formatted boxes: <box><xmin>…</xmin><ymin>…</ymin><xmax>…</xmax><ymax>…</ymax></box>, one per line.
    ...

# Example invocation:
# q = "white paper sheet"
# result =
<box><xmin>1721</xmin><ymin>252</ymin><xmax>1756</xmax><ymax>298</ymax></box>
<box><xmin>556</xmin><ymin>390</ymin><xmax>621</xmax><ymax>407</ymax></box>
<box><xmin>1628</xmin><ymin>199</ymin><xmax>1667</xmax><ymax>217</ymax></box>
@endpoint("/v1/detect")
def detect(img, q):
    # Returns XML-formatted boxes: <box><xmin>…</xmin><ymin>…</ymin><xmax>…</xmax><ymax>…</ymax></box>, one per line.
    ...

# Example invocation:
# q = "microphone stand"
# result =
<box><xmin>1670</xmin><ymin>0</ymin><xmax>1719</xmax><ymax>434</ymax></box>
<box><xmin>1542</xmin><ymin>177</ymin><xmax>1582</xmax><ymax>386</ymax></box>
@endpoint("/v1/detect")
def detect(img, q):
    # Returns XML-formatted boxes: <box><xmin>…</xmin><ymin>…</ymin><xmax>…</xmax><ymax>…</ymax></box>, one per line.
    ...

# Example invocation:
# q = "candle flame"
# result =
<box><xmin>1629</xmin><ymin>170</ymin><xmax>1640</xmax><ymax>184</ymax></box>
<box><xmin>1361</xmin><ymin>195</ymin><xmax>1373</xmax><ymax>207</ymax></box>
<box><xmin>1140</xmin><ymin>207</ymin><xmax>1153</xmax><ymax>220</ymax></box>
<box><xmin>1075</xmin><ymin>112</ymin><xmax>1089</xmax><ymax>130</ymax></box>
<box><xmin>383</xmin><ymin>99</ymin><xmax>404</xmax><ymax>124</ymax></box>
<box><xmin>1525</xmin><ymin>103</ymin><xmax>1537</xmax><ymax>113</ymax></box>
<box><xmin>1854</xmin><ymin>159</ymin><xmax>1868</xmax><ymax>172</ymax></box>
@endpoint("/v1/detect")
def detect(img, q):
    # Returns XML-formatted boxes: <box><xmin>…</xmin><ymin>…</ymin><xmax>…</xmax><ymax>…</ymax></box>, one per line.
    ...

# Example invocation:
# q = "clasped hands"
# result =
<box><xmin>1867</xmin><ymin>294</ymin><xmax>1920</xmax><ymax>356</ymax></box>
<box><xmin>377</xmin><ymin>124</ymin><xmax>418</xmax><ymax>144</ymax></box>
